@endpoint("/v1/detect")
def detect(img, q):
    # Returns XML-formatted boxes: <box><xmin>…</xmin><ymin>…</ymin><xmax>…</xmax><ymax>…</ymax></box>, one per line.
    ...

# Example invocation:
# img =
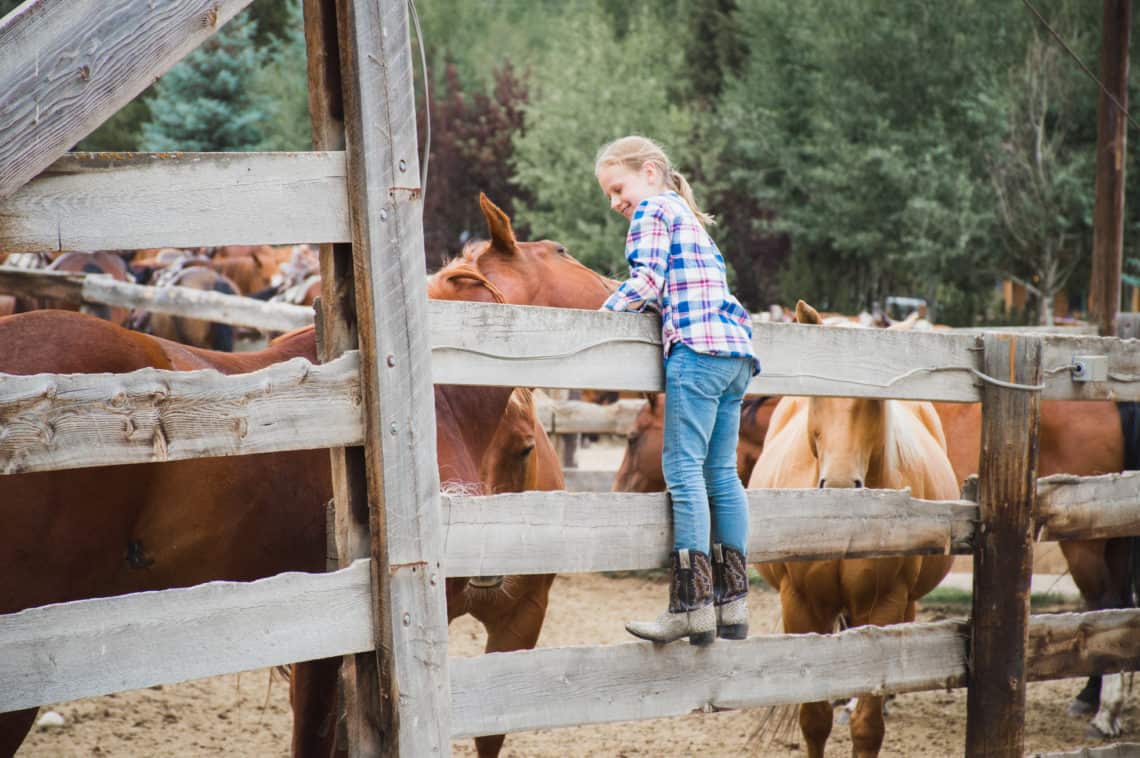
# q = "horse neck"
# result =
<box><xmin>437</xmin><ymin>384</ymin><xmax>516</xmax><ymax>472</ymax></box>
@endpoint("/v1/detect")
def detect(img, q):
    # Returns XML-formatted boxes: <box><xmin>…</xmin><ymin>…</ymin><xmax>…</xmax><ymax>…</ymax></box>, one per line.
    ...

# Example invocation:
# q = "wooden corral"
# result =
<box><xmin>3</xmin><ymin>2</ymin><xmax>1140</xmax><ymax>758</ymax></box>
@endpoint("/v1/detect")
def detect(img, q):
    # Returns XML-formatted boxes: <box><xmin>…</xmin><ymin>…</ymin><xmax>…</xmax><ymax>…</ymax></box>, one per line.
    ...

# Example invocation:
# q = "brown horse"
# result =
<box><xmin>748</xmin><ymin>301</ymin><xmax>957</xmax><ymax>758</ymax></box>
<box><xmin>45</xmin><ymin>251</ymin><xmax>135</xmax><ymax>326</ymax></box>
<box><xmin>0</xmin><ymin>195</ymin><xmax>611</xmax><ymax>756</ymax></box>
<box><xmin>934</xmin><ymin>398</ymin><xmax>1132</xmax><ymax>737</ymax></box>
<box><xmin>142</xmin><ymin>265</ymin><xmax>243</xmax><ymax>351</ymax></box>
<box><xmin>612</xmin><ymin>393</ymin><xmax>778</xmax><ymax>493</ymax></box>
<box><xmin>291</xmin><ymin>193</ymin><xmax>615</xmax><ymax>757</ymax></box>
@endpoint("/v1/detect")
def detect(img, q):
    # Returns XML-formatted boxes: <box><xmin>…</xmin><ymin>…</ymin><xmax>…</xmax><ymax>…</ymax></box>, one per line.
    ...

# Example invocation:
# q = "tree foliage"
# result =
<box><xmin>512</xmin><ymin>8</ymin><xmax>696</xmax><ymax>275</ymax></box>
<box><xmin>140</xmin><ymin>13</ymin><xmax>267</xmax><ymax>152</ymax></box>
<box><xmin>420</xmin><ymin>61</ymin><xmax>531</xmax><ymax>269</ymax></box>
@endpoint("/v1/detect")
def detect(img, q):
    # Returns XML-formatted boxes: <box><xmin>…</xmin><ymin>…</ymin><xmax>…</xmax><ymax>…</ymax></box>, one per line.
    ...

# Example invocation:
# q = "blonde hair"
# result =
<box><xmin>594</xmin><ymin>135</ymin><xmax>715</xmax><ymax>226</ymax></box>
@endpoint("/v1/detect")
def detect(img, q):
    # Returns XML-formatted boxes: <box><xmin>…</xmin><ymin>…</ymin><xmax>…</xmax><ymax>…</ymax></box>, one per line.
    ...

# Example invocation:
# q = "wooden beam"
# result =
<box><xmin>449</xmin><ymin>608</ymin><xmax>1140</xmax><ymax>739</ymax></box>
<box><xmin>336</xmin><ymin>0</ymin><xmax>449</xmax><ymax>753</ymax></box>
<box><xmin>450</xmin><ymin>619</ymin><xmax>970</xmax><ymax>739</ymax></box>
<box><xmin>1034</xmin><ymin>743</ymin><xmax>1140</xmax><ymax>758</ymax></box>
<box><xmin>0</xmin><ymin>352</ymin><xmax>362</xmax><ymax>474</ymax></box>
<box><xmin>0</xmin><ymin>152</ymin><xmax>349</xmax><ymax>252</ymax></box>
<box><xmin>1088</xmin><ymin>0</ymin><xmax>1132</xmax><ymax>337</ymax></box>
<box><xmin>0</xmin><ymin>268</ymin><xmax>313</xmax><ymax>332</ymax></box>
<box><xmin>441</xmin><ymin>490</ymin><xmax>976</xmax><ymax>577</ymax></box>
<box><xmin>302</xmin><ymin>0</ymin><xmax>378</xmax><ymax>752</ymax></box>
<box><xmin>0</xmin><ymin>561</ymin><xmax>373</xmax><ymax>713</ymax></box>
<box><xmin>534</xmin><ymin>396</ymin><xmax>643</xmax><ymax>435</ymax></box>
<box><xmin>0</xmin><ymin>0</ymin><xmax>258</xmax><ymax>200</ymax></box>
<box><xmin>1037</xmin><ymin>472</ymin><xmax>1140</xmax><ymax>540</ymax></box>
<box><xmin>966</xmin><ymin>333</ymin><xmax>1043</xmax><ymax>757</ymax></box>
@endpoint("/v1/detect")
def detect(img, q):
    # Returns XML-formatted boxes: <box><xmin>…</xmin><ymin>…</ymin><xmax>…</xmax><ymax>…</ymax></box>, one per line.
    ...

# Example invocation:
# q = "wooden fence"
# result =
<box><xmin>3</xmin><ymin>1</ymin><xmax>1140</xmax><ymax>756</ymax></box>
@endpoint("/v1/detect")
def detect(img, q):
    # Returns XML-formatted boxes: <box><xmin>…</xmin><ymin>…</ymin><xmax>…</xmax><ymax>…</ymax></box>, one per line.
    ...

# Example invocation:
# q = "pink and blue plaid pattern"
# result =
<box><xmin>603</xmin><ymin>192</ymin><xmax>760</xmax><ymax>374</ymax></box>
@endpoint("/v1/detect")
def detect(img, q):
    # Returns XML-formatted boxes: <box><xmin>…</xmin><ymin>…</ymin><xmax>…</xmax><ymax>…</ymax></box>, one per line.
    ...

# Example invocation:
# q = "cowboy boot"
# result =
<box><xmin>625</xmin><ymin>548</ymin><xmax>715</xmax><ymax>645</ymax></box>
<box><xmin>712</xmin><ymin>543</ymin><xmax>749</xmax><ymax>639</ymax></box>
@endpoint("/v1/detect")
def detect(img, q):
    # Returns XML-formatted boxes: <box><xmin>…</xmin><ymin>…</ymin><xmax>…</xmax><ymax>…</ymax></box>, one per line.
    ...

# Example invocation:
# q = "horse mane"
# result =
<box><xmin>882</xmin><ymin>400</ymin><xmax>925</xmax><ymax>485</ymax></box>
<box><xmin>427</xmin><ymin>256</ymin><xmax>507</xmax><ymax>304</ymax></box>
<box><xmin>741</xmin><ymin>396</ymin><xmax>772</xmax><ymax>426</ymax></box>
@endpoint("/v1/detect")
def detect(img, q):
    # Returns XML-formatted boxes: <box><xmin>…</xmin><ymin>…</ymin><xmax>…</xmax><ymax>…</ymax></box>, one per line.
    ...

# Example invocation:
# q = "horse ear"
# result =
<box><xmin>479</xmin><ymin>192</ymin><xmax>517</xmax><ymax>254</ymax></box>
<box><xmin>795</xmin><ymin>300</ymin><xmax>821</xmax><ymax>325</ymax></box>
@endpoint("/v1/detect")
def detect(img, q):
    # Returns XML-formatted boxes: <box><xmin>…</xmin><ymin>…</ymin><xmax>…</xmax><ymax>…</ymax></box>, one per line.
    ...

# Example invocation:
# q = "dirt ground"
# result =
<box><xmin>17</xmin><ymin>439</ymin><xmax>1128</xmax><ymax>757</ymax></box>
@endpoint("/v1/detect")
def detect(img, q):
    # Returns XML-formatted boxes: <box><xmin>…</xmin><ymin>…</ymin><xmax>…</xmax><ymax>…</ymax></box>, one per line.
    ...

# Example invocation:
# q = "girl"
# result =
<box><xmin>597</xmin><ymin>135</ymin><xmax>760</xmax><ymax>645</ymax></box>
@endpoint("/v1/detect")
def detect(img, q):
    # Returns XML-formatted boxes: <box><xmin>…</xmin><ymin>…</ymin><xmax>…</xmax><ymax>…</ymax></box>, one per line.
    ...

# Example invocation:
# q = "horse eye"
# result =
<box><xmin>555</xmin><ymin>245</ymin><xmax>568</xmax><ymax>256</ymax></box>
<box><xmin>627</xmin><ymin>433</ymin><xmax>639</xmax><ymax>446</ymax></box>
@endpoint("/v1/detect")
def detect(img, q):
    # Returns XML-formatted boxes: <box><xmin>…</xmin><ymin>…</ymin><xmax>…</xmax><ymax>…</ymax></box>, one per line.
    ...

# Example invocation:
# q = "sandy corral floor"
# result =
<box><xmin>18</xmin><ymin>438</ymin><xmax>1126</xmax><ymax>757</ymax></box>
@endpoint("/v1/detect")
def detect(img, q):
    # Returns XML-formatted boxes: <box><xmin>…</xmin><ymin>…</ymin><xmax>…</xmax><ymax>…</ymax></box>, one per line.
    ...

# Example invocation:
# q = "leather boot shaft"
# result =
<box><xmin>712</xmin><ymin>543</ymin><xmax>749</xmax><ymax>640</ymax></box>
<box><xmin>670</xmin><ymin>548</ymin><xmax>714</xmax><ymax>612</ymax></box>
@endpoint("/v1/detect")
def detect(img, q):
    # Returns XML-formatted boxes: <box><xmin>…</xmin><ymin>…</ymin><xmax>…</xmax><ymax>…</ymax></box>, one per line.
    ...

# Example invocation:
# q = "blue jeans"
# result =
<box><xmin>663</xmin><ymin>343</ymin><xmax>753</xmax><ymax>555</ymax></box>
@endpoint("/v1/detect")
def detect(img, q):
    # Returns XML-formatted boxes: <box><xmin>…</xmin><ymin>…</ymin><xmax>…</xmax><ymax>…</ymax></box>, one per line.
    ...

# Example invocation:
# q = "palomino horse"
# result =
<box><xmin>748</xmin><ymin>301</ymin><xmax>957</xmax><ymax>758</ymax></box>
<box><xmin>612</xmin><ymin>393</ymin><xmax>778</xmax><ymax>493</ymax></box>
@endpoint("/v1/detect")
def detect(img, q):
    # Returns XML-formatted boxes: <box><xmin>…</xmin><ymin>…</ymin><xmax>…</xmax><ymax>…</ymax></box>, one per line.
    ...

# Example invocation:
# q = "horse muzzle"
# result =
<box><xmin>466</xmin><ymin>575</ymin><xmax>504</xmax><ymax>590</ymax></box>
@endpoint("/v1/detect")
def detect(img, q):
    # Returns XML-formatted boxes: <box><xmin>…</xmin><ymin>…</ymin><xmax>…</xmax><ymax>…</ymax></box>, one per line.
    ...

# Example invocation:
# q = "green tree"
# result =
<box><xmin>140</xmin><ymin>13</ymin><xmax>267</xmax><ymax>152</ymax></box>
<box><xmin>712</xmin><ymin>0</ymin><xmax>1023</xmax><ymax>318</ymax></box>
<box><xmin>249</xmin><ymin>0</ymin><xmax>311</xmax><ymax>150</ymax></box>
<box><xmin>512</xmin><ymin>9</ymin><xmax>695</xmax><ymax>275</ymax></box>
<box><xmin>989</xmin><ymin>31</ymin><xmax>1094</xmax><ymax>325</ymax></box>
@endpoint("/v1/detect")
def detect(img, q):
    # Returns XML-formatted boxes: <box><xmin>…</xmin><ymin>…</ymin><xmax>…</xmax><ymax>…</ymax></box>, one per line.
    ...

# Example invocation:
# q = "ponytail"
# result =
<box><xmin>595</xmin><ymin>135</ymin><xmax>715</xmax><ymax>227</ymax></box>
<box><xmin>666</xmin><ymin>169</ymin><xmax>715</xmax><ymax>227</ymax></box>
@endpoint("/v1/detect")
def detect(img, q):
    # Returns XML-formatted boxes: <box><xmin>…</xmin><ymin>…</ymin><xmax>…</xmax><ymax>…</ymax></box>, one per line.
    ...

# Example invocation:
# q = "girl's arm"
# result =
<box><xmin>602</xmin><ymin>204</ymin><xmax>668</xmax><ymax>312</ymax></box>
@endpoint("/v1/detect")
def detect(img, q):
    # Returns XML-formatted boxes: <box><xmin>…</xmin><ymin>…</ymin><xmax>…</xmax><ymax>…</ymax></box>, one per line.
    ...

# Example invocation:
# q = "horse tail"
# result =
<box><xmin>208</xmin><ymin>277</ymin><xmax>238</xmax><ymax>352</ymax></box>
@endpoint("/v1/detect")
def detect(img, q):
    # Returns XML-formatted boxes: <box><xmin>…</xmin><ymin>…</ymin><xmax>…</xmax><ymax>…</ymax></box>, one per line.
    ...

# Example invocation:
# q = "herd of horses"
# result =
<box><xmin>1</xmin><ymin>195</ymin><xmax>1136</xmax><ymax>756</ymax></box>
<box><xmin>0</xmin><ymin>242</ymin><xmax>321</xmax><ymax>352</ymax></box>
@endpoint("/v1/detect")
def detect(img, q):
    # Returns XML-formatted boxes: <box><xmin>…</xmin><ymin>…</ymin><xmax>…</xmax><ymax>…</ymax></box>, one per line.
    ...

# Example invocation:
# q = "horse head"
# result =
<box><xmin>797</xmin><ymin>300</ymin><xmax>886</xmax><ymax>490</ymax></box>
<box><xmin>453</xmin><ymin>193</ymin><xmax>618</xmax><ymax>309</ymax></box>
<box><xmin>612</xmin><ymin>393</ymin><xmax>667</xmax><ymax>493</ymax></box>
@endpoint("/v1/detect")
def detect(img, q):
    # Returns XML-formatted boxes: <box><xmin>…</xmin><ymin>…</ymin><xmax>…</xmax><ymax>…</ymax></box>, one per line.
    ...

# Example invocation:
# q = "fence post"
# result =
<box><xmin>302</xmin><ymin>0</ymin><xmax>384</xmax><ymax>753</ymax></box>
<box><xmin>965</xmin><ymin>333</ymin><xmax>1042</xmax><ymax>756</ymax></box>
<box><xmin>312</xmin><ymin>0</ymin><xmax>451</xmax><ymax>754</ymax></box>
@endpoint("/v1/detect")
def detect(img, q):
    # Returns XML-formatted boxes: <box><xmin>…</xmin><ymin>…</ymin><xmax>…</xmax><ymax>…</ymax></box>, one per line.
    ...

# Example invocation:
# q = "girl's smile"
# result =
<box><xmin>597</xmin><ymin>161</ymin><xmax>666</xmax><ymax>220</ymax></box>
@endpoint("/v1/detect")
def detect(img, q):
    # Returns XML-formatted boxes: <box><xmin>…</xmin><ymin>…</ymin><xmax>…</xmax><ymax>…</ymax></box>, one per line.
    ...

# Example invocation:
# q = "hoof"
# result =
<box><xmin>1068</xmin><ymin>698</ymin><xmax>1097</xmax><ymax>717</ymax></box>
<box><xmin>1085</xmin><ymin>721</ymin><xmax>1121</xmax><ymax>740</ymax></box>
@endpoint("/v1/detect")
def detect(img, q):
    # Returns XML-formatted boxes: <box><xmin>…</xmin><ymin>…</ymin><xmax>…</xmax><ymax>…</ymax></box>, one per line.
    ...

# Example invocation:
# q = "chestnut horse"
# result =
<box><xmin>0</xmin><ymin>310</ymin><xmax>556</xmax><ymax>756</ymax></box>
<box><xmin>935</xmin><ymin>398</ymin><xmax>1134</xmax><ymax>737</ymax></box>
<box><xmin>0</xmin><ymin>195</ymin><xmax>613</xmax><ymax>757</ymax></box>
<box><xmin>292</xmin><ymin>193</ymin><xmax>616</xmax><ymax>758</ymax></box>
<box><xmin>748</xmin><ymin>301</ymin><xmax>957</xmax><ymax>758</ymax></box>
<box><xmin>612</xmin><ymin>393</ymin><xmax>778</xmax><ymax>493</ymax></box>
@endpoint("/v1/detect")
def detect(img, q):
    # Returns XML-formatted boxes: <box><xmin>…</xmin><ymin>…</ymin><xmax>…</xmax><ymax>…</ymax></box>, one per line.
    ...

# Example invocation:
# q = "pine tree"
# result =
<box><xmin>140</xmin><ymin>13</ymin><xmax>267</xmax><ymax>152</ymax></box>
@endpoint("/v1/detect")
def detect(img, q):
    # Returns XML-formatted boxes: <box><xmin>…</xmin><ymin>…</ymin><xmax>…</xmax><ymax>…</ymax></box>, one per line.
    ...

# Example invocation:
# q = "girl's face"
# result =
<box><xmin>597</xmin><ymin>161</ymin><xmax>666</xmax><ymax>220</ymax></box>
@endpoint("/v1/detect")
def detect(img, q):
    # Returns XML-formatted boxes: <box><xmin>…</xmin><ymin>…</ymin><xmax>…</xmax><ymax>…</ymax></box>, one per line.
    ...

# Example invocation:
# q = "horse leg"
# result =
<box><xmin>291</xmin><ymin>658</ymin><xmax>343</xmax><ymax>758</ymax></box>
<box><xmin>781</xmin><ymin>582</ymin><xmax>835</xmax><ymax>758</ymax></box>
<box><xmin>1062</xmin><ymin>538</ymin><xmax>1134</xmax><ymax>718</ymax></box>
<box><xmin>846</xmin><ymin>587</ymin><xmax>911</xmax><ymax>757</ymax></box>
<box><xmin>0</xmin><ymin>708</ymin><xmax>38</xmax><ymax>757</ymax></box>
<box><xmin>472</xmin><ymin>575</ymin><xmax>554</xmax><ymax>758</ymax></box>
<box><xmin>1088</xmin><ymin>672</ymin><xmax>1125</xmax><ymax>739</ymax></box>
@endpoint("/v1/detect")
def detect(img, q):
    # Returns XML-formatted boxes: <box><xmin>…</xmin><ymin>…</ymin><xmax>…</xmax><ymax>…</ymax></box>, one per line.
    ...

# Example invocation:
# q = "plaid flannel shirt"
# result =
<box><xmin>603</xmin><ymin>192</ymin><xmax>761</xmax><ymax>374</ymax></box>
